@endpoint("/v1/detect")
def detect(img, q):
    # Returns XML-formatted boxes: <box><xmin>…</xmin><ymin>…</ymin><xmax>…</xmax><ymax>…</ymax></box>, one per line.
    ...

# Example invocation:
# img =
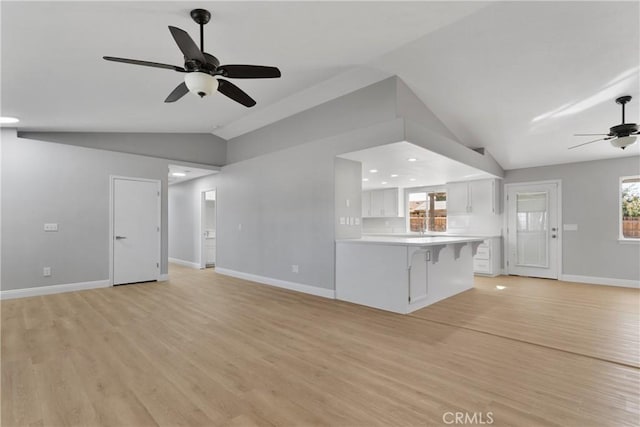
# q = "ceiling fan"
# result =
<box><xmin>103</xmin><ymin>9</ymin><xmax>281</xmax><ymax>107</ymax></box>
<box><xmin>570</xmin><ymin>95</ymin><xmax>638</xmax><ymax>150</ymax></box>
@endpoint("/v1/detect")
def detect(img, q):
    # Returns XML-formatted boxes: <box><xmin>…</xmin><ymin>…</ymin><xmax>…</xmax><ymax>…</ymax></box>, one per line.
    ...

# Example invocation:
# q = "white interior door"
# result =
<box><xmin>200</xmin><ymin>189</ymin><xmax>216</xmax><ymax>268</ymax></box>
<box><xmin>506</xmin><ymin>182</ymin><xmax>559</xmax><ymax>279</ymax></box>
<box><xmin>113</xmin><ymin>178</ymin><xmax>160</xmax><ymax>285</ymax></box>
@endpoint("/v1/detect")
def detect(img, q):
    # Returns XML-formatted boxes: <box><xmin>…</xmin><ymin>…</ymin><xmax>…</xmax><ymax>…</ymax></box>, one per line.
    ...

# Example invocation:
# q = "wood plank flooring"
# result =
<box><xmin>2</xmin><ymin>265</ymin><xmax>639</xmax><ymax>426</ymax></box>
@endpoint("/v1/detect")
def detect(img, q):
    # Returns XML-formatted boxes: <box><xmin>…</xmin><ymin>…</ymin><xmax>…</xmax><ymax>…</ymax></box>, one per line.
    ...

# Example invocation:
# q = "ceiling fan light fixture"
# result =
<box><xmin>184</xmin><ymin>72</ymin><xmax>218</xmax><ymax>98</ymax></box>
<box><xmin>611</xmin><ymin>135</ymin><xmax>637</xmax><ymax>150</ymax></box>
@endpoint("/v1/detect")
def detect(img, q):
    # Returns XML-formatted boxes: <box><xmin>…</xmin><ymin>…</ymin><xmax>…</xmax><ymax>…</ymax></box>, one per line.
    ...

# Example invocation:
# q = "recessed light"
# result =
<box><xmin>362</xmin><ymin>178</ymin><xmax>369</xmax><ymax>182</ymax></box>
<box><xmin>0</xmin><ymin>116</ymin><xmax>19</xmax><ymax>124</ymax></box>
<box><xmin>409</xmin><ymin>178</ymin><xmax>417</xmax><ymax>182</ymax></box>
<box><xmin>496</xmin><ymin>285</ymin><xmax>506</xmax><ymax>290</ymax></box>
<box><xmin>407</xmin><ymin>158</ymin><xmax>417</xmax><ymax>162</ymax></box>
<box><xmin>381</xmin><ymin>181</ymin><xmax>388</xmax><ymax>185</ymax></box>
<box><xmin>171</xmin><ymin>172</ymin><xmax>186</xmax><ymax>177</ymax></box>
<box><xmin>390</xmin><ymin>174</ymin><xmax>398</xmax><ymax>178</ymax></box>
<box><xmin>369</xmin><ymin>169</ymin><xmax>378</xmax><ymax>173</ymax></box>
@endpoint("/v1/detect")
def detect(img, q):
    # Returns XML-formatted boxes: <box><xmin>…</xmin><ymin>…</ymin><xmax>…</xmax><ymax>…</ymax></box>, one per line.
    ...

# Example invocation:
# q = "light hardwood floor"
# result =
<box><xmin>2</xmin><ymin>265</ymin><xmax>639</xmax><ymax>426</ymax></box>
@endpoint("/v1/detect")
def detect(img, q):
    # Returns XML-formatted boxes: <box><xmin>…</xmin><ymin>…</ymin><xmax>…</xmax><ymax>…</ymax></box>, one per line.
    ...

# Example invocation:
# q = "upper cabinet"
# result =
<box><xmin>446</xmin><ymin>179</ymin><xmax>500</xmax><ymax>215</ymax></box>
<box><xmin>362</xmin><ymin>188</ymin><xmax>403</xmax><ymax>217</ymax></box>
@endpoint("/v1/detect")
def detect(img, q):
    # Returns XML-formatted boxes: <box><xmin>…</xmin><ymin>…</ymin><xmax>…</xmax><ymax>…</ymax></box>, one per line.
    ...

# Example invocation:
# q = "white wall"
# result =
<box><xmin>505</xmin><ymin>156</ymin><xmax>640</xmax><ymax>283</ymax></box>
<box><xmin>1</xmin><ymin>129</ymin><xmax>170</xmax><ymax>291</ymax></box>
<box><xmin>334</xmin><ymin>158</ymin><xmax>362</xmax><ymax>240</ymax></box>
<box><xmin>168</xmin><ymin>174</ymin><xmax>219</xmax><ymax>265</ymax></box>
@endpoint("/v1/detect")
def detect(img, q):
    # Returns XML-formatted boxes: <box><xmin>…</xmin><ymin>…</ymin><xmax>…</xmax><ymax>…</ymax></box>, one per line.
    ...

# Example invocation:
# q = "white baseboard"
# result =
<box><xmin>168</xmin><ymin>257</ymin><xmax>201</xmax><ymax>269</ymax></box>
<box><xmin>561</xmin><ymin>274</ymin><xmax>640</xmax><ymax>289</ymax></box>
<box><xmin>0</xmin><ymin>279</ymin><xmax>110</xmax><ymax>300</ymax></box>
<box><xmin>215</xmin><ymin>267</ymin><xmax>335</xmax><ymax>299</ymax></box>
<box><xmin>158</xmin><ymin>274</ymin><xmax>169</xmax><ymax>281</ymax></box>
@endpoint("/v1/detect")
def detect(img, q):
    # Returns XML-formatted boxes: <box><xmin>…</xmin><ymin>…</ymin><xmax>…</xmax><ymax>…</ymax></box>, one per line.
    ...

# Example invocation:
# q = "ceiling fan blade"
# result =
<box><xmin>218</xmin><ymin>65</ymin><xmax>281</xmax><ymax>79</ymax></box>
<box><xmin>103</xmin><ymin>56</ymin><xmax>185</xmax><ymax>72</ymax></box>
<box><xmin>165</xmin><ymin>82</ymin><xmax>189</xmax><ymax>103</ymax></box>
<box><xmin>573</xmin><ymin>133</ymin><xmax>610</xmax><ymax>136</ymax></box>
<box><xmin>568</xmin><ymin>137</ymin><xmax>612</xmax><ymax>149</ymax></box>
<box><xmin>217</xmin><ymin>79</ymin><xmax>256</xmax><ymax>107</ymax></box>
<box><xmin>168</xmin><ymin>26</ymin><xmax>206</xmax><ymax>63</ymax></box>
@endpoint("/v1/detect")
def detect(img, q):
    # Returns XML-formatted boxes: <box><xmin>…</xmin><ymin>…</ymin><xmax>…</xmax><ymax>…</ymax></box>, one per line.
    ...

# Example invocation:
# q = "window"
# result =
<box><xmin>621</xmin><ymin>176</ymin><xmax>640</xmax><ymax>240</ymax></box>
<box><xmin>408</xmin><ymin>190</ymin><xmax>447</xmax><ymax>232</ymax></box>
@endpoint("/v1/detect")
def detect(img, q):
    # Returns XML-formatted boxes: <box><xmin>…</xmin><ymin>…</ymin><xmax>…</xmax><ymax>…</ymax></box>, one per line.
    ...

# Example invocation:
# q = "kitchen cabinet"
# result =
<box><xmin>473</xmin><ymin>237</ymin><xmax>501</xmax><ymax>276</ymax></box>
<box><xmin>362</xmin><ymin>188</ymin><xmax>403</xmax><ymax>217</ymax></box>
<box><xmin>446</xmin><ymin>179</ymin><xmax>500</xmax><ymax>215</ymax></box>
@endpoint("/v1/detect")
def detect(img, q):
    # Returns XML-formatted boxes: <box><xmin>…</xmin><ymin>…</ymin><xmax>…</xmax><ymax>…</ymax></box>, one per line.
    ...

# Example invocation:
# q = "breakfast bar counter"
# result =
<box><xmin>335</xmin><ymin>236</ymin><xmax>484</xmax><ymax>314</ymax></box>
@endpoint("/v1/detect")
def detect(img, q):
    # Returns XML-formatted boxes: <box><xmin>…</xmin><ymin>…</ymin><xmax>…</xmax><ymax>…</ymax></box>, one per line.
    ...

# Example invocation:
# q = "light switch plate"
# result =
<box><xmin>44</xmin><ymin>223</ymin><xmax>58</xmax><ymax>232</ymax></box>
<box><xmin>339</xmin><ymin>217</ymin><xmax>346</xmax><ymax>225</ymax></box>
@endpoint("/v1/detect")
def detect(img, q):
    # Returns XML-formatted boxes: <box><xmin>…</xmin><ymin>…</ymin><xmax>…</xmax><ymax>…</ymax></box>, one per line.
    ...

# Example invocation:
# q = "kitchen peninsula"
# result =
<box><xmin>335</xmin><ymin>236</ymin><xmax>484</xmax><ymax>314</ymax></box>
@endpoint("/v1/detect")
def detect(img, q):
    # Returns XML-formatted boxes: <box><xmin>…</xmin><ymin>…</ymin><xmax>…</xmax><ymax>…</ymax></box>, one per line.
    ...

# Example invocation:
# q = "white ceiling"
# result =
<box><xmin>168</xmin><ymin>164</ymin><xmax>217</xmax><ymax>185</ymax></box>
<box><xmin>338</xmin><ymin>141</ymin><xmax>496</xmax><ymax>190</ymax></box>
<box><xmin>2</xmin><ymin>1</ymin><xmax>639</xmax><ymax>171</ymax></box>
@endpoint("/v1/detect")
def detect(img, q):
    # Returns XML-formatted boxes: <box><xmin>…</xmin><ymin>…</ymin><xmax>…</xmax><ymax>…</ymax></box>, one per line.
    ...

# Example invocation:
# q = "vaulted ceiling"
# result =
<box><xmin>2</xmin><ymin>1</ymin><xmax>638</xmax><ymax>170</ymax></box>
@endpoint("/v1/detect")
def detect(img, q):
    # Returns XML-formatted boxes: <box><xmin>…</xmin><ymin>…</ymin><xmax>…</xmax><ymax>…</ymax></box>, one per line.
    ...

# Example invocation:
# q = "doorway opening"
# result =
<box><xmin>201</xmin><ymin>189</ymin><xmax>216</xmax><ymax>269</ymax></box>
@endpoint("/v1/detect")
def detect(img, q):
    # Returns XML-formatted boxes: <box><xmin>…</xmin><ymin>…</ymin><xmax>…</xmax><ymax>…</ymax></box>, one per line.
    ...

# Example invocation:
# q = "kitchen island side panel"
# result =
<box><xmin>335</xmin><ymin>243</ymin><xmax>409</xmax><ymax>313</ymax></box>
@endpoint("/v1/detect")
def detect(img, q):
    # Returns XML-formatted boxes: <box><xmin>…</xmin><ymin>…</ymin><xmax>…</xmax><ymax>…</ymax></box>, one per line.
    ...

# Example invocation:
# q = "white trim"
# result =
<box><xmin>158</xmin><ymin>274</ymin><xmax>169</xmax><ymax>281</ymax></box>
<box><xmin>0</xmin><ymin>279</ymin><xmax>110</xmax><ymax>300</ymax></box>
<box><xmin>168</xmin><ymin>257</ymin><xmax>201</xmax><ymax>269</ymax></box>
<box><xmin>503</xmin><ymin>180</ymin><xmax>562</xmax><ymax>279</ymax></box>
<box><xmin>215</xmin><ymin>267</ymin><xmax>336</xmax><ymax>299</ymax></box>
<box><xmin>561</xmin><ymin>274</ymin><xmax>640</xmax><ymax>289</ymax></box>
<box><xmin>109</xmin><ymin>176</ymin><xmax>162</xmax><ymax>285</ymax></box>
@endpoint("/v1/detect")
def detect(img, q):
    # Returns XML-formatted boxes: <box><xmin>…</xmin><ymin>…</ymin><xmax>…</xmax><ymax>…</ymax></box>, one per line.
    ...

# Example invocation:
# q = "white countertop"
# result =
<box><xmin>336</xmin><ymin>235</ymin><xmax>484</xmax><ymax>247</ymax></box>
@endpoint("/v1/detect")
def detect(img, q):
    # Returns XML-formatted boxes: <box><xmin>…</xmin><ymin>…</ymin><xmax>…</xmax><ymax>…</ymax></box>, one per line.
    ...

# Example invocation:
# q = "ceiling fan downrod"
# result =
<box><xmin>616</xmin><ymin>95</ymin><xmax>632</xmax><ymax>124</ymax></box>
<box><xmin>190</xmin><ymin>9</ymin><xmax>211</xmax><ymax>53</ymax></box>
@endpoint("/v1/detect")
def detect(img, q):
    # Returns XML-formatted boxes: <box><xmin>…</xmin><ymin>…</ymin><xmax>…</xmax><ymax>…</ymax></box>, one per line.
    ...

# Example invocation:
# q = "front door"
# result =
<box><xmin>506</xmin><ymin>182</ymin><xmax>560</xmax><ymax>279</ymax></box>
<box><xmin>113</xmin><ymin>178</ymin><xmax>160</xmax><ymax>285</ymax></box>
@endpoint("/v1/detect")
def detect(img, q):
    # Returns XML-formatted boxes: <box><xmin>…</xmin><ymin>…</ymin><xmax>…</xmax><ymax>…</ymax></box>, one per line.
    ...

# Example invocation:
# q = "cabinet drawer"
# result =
<box><xmin>474</xmin><ymin>259</ymin><xmax>491</xmax><ymax>273</ymax></box>
<box><xmin>475</xmin><ymin>247</ymin><xmax>491</xmax><ymax>260</ymax></box>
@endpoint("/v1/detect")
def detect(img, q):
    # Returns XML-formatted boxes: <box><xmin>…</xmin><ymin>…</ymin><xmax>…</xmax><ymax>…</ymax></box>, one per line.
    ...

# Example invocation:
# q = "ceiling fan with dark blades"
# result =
<box><xmin>569</xmin><ymin>95</ymin><xmax>638</xmax><ymax>150</ymax></box>
<box><xmin>103</xmin><ymin>9</ymin><xmax>281</xmax><ymax>107</ymax></box>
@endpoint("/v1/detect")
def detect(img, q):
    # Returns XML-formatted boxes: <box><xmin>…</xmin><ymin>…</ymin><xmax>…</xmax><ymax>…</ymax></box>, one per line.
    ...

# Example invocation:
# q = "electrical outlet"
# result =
<box><xmin>43</xmin><ymin>267</ymin><xmax>51</xmax><ymax>277</ymax></box>
<box><xmin>44</xmin><ymin>223</ymin><xmax>58</xmax><ymax>232</ymax></box>
<box><xmin>291</xmin><ymin>264</ymin><xmax>299</xmax><ymax>273</ymax></box>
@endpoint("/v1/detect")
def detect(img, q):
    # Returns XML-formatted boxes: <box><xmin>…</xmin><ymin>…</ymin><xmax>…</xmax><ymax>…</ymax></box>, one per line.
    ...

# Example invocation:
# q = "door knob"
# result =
<box><xmin>115</xmin><ymin>236</ymin><xmax>127</xmax><ymax>240</ymax></box>
<box><xmin>551</xmin><ymin>227</ymin><xmax>557</xmax><ymax>232</ymax></box>
<box><xmin>551</xmin><ymin>234</ymin><xmax>557</xmax><ymax>239</ymax></box>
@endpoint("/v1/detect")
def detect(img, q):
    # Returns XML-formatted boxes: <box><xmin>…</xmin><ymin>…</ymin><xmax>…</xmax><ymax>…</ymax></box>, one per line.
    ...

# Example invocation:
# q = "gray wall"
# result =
<box><xmin>1</xmin><ymin>129</ymin><xmax>170</xmax><ymax>291</ymax></box>
<box><xmin>168</xmin><ymin>174</ymin><xmax>219</xmax><ymax>264</ymax></box>
<box><xmin>334</xmin><ymin>158</ymin><xmax>362</xmax><ymax>239</ymax></box>
<box><xmin>505</xmin><ymin>156</ymin><xmax>640</xmax><ymax>281</ymax></box>
<box><xmin>217</xmin><ymin>119</ymin><xmax>406</xmax><ymax>290</ymax></box>
<box><xmin>226</xmin><ymin>77</ymin><xmax>399</xmax><ymax>164</ymax></box>
<box><xmin>19</xmin><ymin>131</ymin><xmax>227</xmax><ymax>166</ymax></box>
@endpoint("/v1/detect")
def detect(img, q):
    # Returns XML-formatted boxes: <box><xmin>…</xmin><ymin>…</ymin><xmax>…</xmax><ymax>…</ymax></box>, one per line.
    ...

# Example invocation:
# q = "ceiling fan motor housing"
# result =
<box><xmin>610</xmin><ymin>123</ymin><xmax>638</xmax><ymax>137</ymax></box>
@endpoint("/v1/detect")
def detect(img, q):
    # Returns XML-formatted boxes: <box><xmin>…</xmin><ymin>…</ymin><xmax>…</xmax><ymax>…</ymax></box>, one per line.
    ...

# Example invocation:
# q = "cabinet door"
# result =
<box><xmin>446</xmin><ymin>182</ymin><xmax>469</xmax><ymax>214</ymax></box>
<box><xmin>409</xmin><ymin>250</ymin><xmax>428</xmax><ymax>302</ymax></box>
<box><xmin>383</xmin><ymin>188</ymin><xmax>398</xmax><ymax>217</ymax></box>
<box><xmin>469</xmin><ymin>180</ymin><xmax>495</xmax><ymax>214</ymax></box>
<box><xmin>370</xmin><ymin>190</ymin><xmax>385</xmax><ymax>216</ymax></box>
<box><xmin>362</xmin><ymin>191</ymin><xmax>372</xmax><ymax>217</ymax></box>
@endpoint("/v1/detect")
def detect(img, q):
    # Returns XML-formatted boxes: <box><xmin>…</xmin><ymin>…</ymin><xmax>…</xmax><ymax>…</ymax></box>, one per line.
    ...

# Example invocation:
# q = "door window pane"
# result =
<box><xmin>621</xmin><ymin>176</ymin><xmax>640</xmax><ymax>239</ymax></box>
<box><xmin>516</xmin><ymin>192</ymin><xmax>548</xmax><ymax>267</ymax></box>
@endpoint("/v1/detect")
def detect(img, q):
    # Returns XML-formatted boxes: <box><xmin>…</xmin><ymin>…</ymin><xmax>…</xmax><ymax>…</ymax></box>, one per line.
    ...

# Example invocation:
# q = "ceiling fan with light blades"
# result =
<box><xmin>103</xmin><ymin>8</ymin><xmax>281</xmax><ymax>107</ymax></box>
<box><xmin>570</xmin><ymin>95</ymin><xmax>638</xmax><ymax>150</ymax></box>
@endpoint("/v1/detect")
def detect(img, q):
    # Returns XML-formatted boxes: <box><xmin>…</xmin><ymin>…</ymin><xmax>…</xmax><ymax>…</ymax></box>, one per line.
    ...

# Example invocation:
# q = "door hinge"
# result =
<box><xmin>157</xmin><ymin>226</ymin><xmax>160</xmax><ymax>232</ymax></box>
<box><xmin>506</xmin><ymin>260</ymin><xmax>509</xmax><ymax>266</ymax></box>
<box><xmin>157</xmin><ymin>191</ymin><xmax>160</xmax><ymax>196</ymax></box>
<box><xmin>156</xmin><ymin>262</ymin><xmax>159</xmax><ymax>268</ymax></box>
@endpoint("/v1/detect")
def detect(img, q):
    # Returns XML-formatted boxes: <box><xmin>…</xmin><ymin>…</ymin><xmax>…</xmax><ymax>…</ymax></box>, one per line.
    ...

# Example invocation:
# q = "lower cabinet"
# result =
<box><xmin>473</xmin><ymin>237</ymin><xmax>501</xmax><ymax>276</ymax></box>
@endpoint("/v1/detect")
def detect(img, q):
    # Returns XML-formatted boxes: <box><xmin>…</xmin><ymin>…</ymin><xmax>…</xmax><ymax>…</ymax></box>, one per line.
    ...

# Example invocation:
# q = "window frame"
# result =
<box><xmin>405</xmin><ymin>186</ymin><xmax>448</xmax><ymax>234</ymax></box>
<box><xmin>619</xmin><ymin>175</ymin><xmax>640</xmax><ymax>242</ymax></box>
